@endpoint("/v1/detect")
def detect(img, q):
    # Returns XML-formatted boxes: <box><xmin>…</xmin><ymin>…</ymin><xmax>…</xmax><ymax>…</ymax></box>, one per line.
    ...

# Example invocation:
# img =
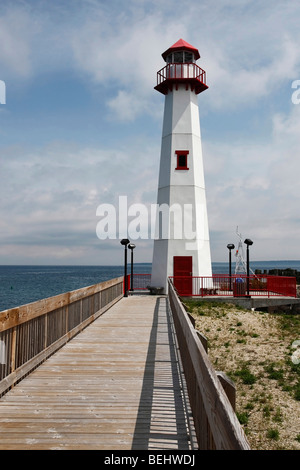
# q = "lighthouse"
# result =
<box><xmin>151</xmin><ymin>39</ymin><xmax>212</xmax><ymax>294</ymax></box>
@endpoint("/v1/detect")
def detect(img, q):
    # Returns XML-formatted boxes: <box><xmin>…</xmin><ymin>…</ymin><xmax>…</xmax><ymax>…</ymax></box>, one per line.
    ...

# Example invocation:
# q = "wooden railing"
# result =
<box><xmin>168</xmin><ymin>279</ymin><xmax>250</xmax><ymax>450</ymax></box>
<box><xmin>0</xmin><ymin>277</ymin><xmax>123</xmax><ymax>397</ymax></box>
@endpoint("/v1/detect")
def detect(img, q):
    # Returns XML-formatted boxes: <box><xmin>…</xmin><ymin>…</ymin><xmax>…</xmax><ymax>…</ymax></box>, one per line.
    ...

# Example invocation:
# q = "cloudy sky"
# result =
<box><xmin>1</xmin><ymin>0</ymin><xmax>300</xmax><ymax>266</ymax></box>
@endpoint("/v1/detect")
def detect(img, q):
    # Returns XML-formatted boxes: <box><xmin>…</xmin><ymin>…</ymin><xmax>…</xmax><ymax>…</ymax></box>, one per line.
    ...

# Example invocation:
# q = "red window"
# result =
<box><xmin>175</xmin><ymin>150</ymin><xmax>189</xmax><ymax>170</ymax></box>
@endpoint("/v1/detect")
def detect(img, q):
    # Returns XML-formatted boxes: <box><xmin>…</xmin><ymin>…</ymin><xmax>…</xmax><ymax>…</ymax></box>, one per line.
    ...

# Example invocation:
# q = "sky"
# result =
<box><xmin>1</xmin><ymin>0</ymin><xmax>300</xmax><ymax>266</ymax></box>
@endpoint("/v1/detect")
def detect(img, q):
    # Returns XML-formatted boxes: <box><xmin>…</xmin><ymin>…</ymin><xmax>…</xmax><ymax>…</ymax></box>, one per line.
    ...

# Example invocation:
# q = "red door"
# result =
<box><xmin>173</xmin><ymin>256</ymin><xmax>193</xmax><ymax>295</ymax></box>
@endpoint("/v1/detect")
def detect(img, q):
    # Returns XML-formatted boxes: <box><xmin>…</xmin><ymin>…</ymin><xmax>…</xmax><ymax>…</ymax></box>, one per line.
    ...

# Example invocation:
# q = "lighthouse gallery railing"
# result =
<box><xmin>156</xmin><ymin>62</ymin><xmax>207</xmax><ymax>87</ymax></box>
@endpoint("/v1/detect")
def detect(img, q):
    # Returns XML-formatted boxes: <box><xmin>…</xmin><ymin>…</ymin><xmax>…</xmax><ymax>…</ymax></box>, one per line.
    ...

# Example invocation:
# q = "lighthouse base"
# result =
<box><xmin>151</xmin><ymin>238</ymin><xmax>212</xmax><ymax>293</ymax></box>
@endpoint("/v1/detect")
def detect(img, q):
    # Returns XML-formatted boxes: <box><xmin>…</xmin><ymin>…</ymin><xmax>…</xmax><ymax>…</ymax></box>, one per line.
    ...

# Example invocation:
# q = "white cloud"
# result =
<box><xmin>65</xmin><ymin>0</ymin><xmax>300</xmax><ymax>121</ymax></box>
<box><xmin>3</xmin><ymin>1</ymin><xmax>300</xmax><ymax>115</ymax></box>
<box><xmin>0</xmin><ymin>139</ymin><xmax>159</xmax><ymax>263</ymax></box>
<box><xmin>1</xmin><ymin>0</ymin><xmax>300</xmax><ymax>264</ymax></box>
<box><xmin>0</xmin><ymin>7</ymin><xmax>37</xmax><ymax>78</ymax></box>
<box><xmin>69</xmin><ymin>7</ymin><xmax>181</xmax><ymax>120</ymax></box>
<box><xmin>204</xmin><ymin>99</ymin><xmax>300</xmax><ymax>260</ymax></box>
<box><xmin>107</xmin><ymin>90</ymin><xmax>147</xmax><ymax>122</ymax></box>
<box><xmin>206</xmin><ymin>36</ymin><xmax>299</xmax><ymax>109</ymax></box>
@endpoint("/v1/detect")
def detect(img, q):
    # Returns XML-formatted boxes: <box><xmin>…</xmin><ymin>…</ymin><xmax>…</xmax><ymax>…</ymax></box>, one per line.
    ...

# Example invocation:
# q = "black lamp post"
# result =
<box><xmin>120</xmin><ymin>239</ymin><xmax>130</xmax><ymax>297</ymax></box>
<box><xmin>244</xmin><ymin>238</ymin><xmax>253</xmax><ymax>296</ymax></box>
<box><xmin>128</xmin><ymin>243</ymin><xmax>136</xmax><ymax>291</ymax></box>
<box><xmin>227</xmin><ymin>243</ymin><xmax>235</xmax><ymax>290</ymax></box>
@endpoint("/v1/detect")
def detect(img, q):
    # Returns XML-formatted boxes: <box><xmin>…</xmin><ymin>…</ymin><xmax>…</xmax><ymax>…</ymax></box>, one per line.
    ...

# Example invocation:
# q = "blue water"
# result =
<box><xmin>0</xmin><ymin>261</ymin><xmax>299</xmax><ymax>311</ymax></box>
<box><xmin>0</xmin><ymin>264</ymin><xmax>150</xmax><ymax>312</ymax></box>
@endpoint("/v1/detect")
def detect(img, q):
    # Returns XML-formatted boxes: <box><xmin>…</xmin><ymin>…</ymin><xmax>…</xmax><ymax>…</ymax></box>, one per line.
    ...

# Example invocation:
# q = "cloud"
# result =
<box><xmin>0</xmin><ymin>6</ymin><xmax>37</xmax><ymax>78</ymax></box>
<box><xmin>65</xmin><ymin>0</ymin><xmax>300</xmax><ymax>122</ymax></box>
<box><xmin>205</xmin><ymin>36</ymin><xmax>299</xmax><ymax>110</ymax></box>
<box><xmin>1</xmin><ymin>0</ymin><xmax>300</xmax><ymax>264</ymax></box>
<box><xmin>107</xmin><ymin>90</ymin><xmax>148</xmax><ymax>122</ymax></box>
<box><xmin>4</xmin><ymin>1</ymin><xmax>300</xmax><ymax>116</ymax></box>
<box><xmin>0</xmin><ymin>139</ymin><xmax>159</xmax><ymax>264</ymax></box>
<box><xmin>69</xmin><ymin>7</ymin><xmax>180</xmax><ymax>121</ymax></box>
<box><xmin>204</xmin><ymin>99</ymin><xmax>300</xmax><ymax>260</ymax></box>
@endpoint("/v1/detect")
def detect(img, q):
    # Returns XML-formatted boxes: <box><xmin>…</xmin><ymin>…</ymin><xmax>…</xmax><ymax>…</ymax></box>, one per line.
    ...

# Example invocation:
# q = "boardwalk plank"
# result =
<box><xmin>0</xmin><ymin>296</ymin><xmax>194</xmax><ymax>450</ymax></box>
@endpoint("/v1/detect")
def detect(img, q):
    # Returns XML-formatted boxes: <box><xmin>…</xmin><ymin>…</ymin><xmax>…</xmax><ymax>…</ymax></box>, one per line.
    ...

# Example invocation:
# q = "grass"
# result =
<box><xmin>267</xmin><ymin>428</ymin><xmax>280</xmax><ymax>441</ymax></box>
<box><xmin>233</xmin><ymin>363</ymin><xmax>257</xmax><ymax>385</ymax></box>
<box><xmin>264</xmin><ymin>363</ymin><xmax>284</xmax><ymax>381</ymax></box>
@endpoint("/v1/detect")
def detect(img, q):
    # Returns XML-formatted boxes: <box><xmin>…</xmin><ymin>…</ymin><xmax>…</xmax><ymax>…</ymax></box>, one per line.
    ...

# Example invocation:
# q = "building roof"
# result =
<box><xmin>162</xmin><ymin>39</ymin><xmax>200</xmax><ymax>61</ymax></box>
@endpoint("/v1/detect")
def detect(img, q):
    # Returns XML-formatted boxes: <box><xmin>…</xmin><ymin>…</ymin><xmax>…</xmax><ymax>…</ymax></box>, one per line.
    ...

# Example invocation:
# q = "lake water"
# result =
<box><xmin>0</xmin><ymin>260</ymin><xmax>299</xmax><ymax>311</ymax></box>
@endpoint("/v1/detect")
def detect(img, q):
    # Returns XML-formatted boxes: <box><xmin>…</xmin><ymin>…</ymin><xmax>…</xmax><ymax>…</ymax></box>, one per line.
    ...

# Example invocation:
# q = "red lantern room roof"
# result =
<box><xmin>162</xmin><ymin>39</ymin><xmax>200</xmax><ymax>61</ymax></box>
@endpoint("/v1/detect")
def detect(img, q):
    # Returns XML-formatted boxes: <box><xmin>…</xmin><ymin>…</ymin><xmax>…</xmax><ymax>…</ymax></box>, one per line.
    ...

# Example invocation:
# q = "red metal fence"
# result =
<box><xmin>128</xmin><ymin>273</ymin><xmax>151</xmax><ymax>291</ymax></box>
<box><xmin>169</xmin><ymin>275</ymin><xmax>297</xmax><ymax>298</ymax></box>
<box><xmin>124</xmin><ymin>273</ymin><xmax>297</xmax><ymax>298</ymax></box>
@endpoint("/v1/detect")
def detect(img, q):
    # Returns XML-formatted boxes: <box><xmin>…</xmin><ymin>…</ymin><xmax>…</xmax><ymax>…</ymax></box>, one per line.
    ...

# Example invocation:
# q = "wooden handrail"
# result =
<box><xmin>0</xmin><ymin>277</ymin><xmax>123</xmax><ymax>396</ymax></box>
<box><xmin>168</xmin><ymin>279</ymin><xmax>250</xmax><ymax>450</ymax></box>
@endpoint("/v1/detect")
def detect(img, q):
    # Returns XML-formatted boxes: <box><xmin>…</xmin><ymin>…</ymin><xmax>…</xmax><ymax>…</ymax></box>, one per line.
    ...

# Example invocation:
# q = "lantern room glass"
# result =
<box><xmin>166</xmin><ymin>51</ymin><xmax>195</xmax><ymax>64</ymax></box>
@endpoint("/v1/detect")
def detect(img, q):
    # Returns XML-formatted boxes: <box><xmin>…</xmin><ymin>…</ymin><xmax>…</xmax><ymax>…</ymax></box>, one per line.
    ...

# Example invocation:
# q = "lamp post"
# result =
<box><xmin>128</xmin><ymin>243</ymin><xmax>136</xmax><ymax>291</ymax></box>
<box><xmin>120</xmin><ymin>239</ymin><xmax>130</xmax><ymax>297</ymax></box>
<box><xmin>227</xmin><ymin>243</ymin><xmax>235</xmax><ymax>291</ymax></box>
<box><xmin>244</xmin><ymin>238</ymin><xmax>253</xmax><ymax>296</ymax></box>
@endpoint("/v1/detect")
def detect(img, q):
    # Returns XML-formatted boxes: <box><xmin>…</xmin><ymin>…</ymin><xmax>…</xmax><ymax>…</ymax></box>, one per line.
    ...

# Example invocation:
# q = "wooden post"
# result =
<box><xmin>196</xmin><ymin>330</ymin><xmax>208</xmax><ymax>353</ymax></box>
<box><xmin>216</xmin><ymin>371</ymin><xmax>236</xmax><ymax>410</ymax></box>
<box><xmin>10</xmin><ymin>326</ymin><xmax>17</xmax><ymax>380</ymax></box>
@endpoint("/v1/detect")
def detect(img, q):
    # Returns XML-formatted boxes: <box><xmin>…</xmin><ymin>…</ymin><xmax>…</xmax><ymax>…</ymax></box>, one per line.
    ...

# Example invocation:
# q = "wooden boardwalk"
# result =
<box><xmin>0</xmin><ymin>295</ymin><xmax>195</xmax><ymax>450</ymax></box>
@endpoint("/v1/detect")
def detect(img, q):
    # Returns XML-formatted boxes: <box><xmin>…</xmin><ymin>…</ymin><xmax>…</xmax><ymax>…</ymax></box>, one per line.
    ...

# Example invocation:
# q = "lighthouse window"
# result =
<box><xmin>184</xmin><ymin>51</ymin><xmax>193</xmax><ymax>63</ymax></box>
<box><xmin>166</xmin><ymin>51</ymin><xmax>195</xmax><ymax>64</ymax></box>
<box><xmin>175</xmin><ymin>150</ymin><xmax>189</xmax><ymax>170</ymax></box>
<box><xmin>174</xmin><ymin>51</ymin><xmax>184</xmax><ymax>63</ymax></box>
<box><xmin>178</xmin><ymin>155</ymin><xmax>186</xmax><ymax>167</ymax></box>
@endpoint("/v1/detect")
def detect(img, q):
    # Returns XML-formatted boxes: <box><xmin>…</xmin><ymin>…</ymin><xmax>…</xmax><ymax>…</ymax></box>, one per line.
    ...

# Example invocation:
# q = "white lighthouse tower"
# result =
<box><xmin>151</xmin><ymin>39</ymin><xmax>212</xmax><ymax>294</ymax></box>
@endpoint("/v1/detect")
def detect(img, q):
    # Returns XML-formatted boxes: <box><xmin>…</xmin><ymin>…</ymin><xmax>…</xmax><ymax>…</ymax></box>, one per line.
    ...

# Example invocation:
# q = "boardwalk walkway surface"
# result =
<box><xmin>0</xmin><ymin>295</ymin><xmax>195</xmax><ymax>450</ymax></box>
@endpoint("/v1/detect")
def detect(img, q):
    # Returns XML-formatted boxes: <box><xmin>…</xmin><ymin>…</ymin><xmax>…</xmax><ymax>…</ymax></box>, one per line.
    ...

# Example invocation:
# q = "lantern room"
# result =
<box><xmin>155</xmin><ymin>38</ymin><xmax>208</xmax><ymax>95</ymax></box>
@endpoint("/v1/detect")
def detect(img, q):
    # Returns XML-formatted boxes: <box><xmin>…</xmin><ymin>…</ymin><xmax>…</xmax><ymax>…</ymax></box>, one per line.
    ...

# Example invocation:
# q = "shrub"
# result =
<box><xmin>267</xmin><ymin>428</ymin><xmax>279</xmax><ymax>440</ymax></box>
<box><xmin>234</xmin><ymin>364</ymin><xmax>257</xmax><ymax>385</ymax></box>
<box><xmin>237</xmin><ymin>412</ymin><xmax>249</xmax><ymax>425</ymax></box>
